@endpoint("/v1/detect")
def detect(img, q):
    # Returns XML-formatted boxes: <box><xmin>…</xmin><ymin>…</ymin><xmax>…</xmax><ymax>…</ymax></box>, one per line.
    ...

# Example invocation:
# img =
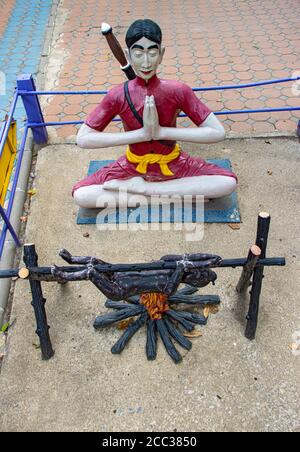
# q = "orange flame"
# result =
<box><xmin>140</xmin><ymin>292</ymin><xmax>170</xmax><ymax>320</ymax></box>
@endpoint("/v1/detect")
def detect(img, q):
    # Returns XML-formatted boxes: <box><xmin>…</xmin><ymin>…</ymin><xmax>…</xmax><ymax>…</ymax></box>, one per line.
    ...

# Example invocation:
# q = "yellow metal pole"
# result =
<box><xmin>0</xmin><ymin>120</ymin><xmax>17</xmax><ymax>206</ymax></box>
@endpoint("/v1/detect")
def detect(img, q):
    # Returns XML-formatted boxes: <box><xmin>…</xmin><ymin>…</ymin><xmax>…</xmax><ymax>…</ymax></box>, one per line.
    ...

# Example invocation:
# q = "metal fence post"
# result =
<box><xmin>0</xmin><ymin>205</ymin><xmax>21</xmax><ymax>247</ymax></box>
<box><xmin>17</xmin><ymin>74</ymin><xmax>48</xmax><ymax>144</ymax></box>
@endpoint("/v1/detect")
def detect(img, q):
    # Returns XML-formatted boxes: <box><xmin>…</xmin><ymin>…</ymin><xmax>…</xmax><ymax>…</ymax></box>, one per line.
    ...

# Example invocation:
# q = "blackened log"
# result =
<box><xmin>245</xmin><ymin>213</ymin><xmax>271</xmax><ymax>340</ymax></box>
<box><xmin>164</xmin><ymin>318</ymin><xmax>192</xmax><ymax>351</ymax></box>
<box><xmin>105</xmin><ymin>300</ymin><xmax>130</xmax><ymax>310</ymax></box>
<box><xmin>165</xmin><ymin>310</ymin><xmax>195</xmax><ymax>332</ymax></box>
<box><xmin>111</xmin><ymin>312</ymin><xmax>148</xmax><ymax>354</ymax></box>
<box><xmin>23</xmin><ymin>244</ymin><xmax>54</xmax><ymax>360</ymax></box>
<box><xmin>236</xmin><ymin>245</ymin><xmax>261</xmax><ymax>293</ymax></box>
<box><xmin>156</xmin><ymin>319</ymin><xmax>182</xmax><ymax>364</ymax></box>
<box><xmin>169</xmin><ymin>294</ymin><xmax>220</xmax><ymax>305</ymax></box>
<box><xmin>169</xmin><ymin>309</ymin><xmax>207</xmax><ymax>326</ymax></box>
<box><xmin>0</xmin><ymin>268</ymin><xmax>19</xmax><ymax>279</ymax></box>
<box><xmin>94</xmin><ymin>305</ymin><xmax>145</xmax><ymax>329</ymax></box>
<box><xmin>146</xmin><ymin>319</ymin><xmax>158</xmax><ymax>361</ymax></box>
<box><xmin>177</xmin><ymin>285</ymin><xmax>198</xmax><ymax>296</ymax></box>
<box><xmin>125</xmin><ymin>296</ymin><xmax>140</xmax><ymax>304</ymax></box>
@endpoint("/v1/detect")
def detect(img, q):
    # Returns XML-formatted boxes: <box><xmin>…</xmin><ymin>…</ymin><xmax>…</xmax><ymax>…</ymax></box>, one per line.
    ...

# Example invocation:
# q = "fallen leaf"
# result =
<box><xmin>289</xmin><ymin>343</ymin><xmax>300</xmax><ymax>351</ymax></box>
<box><xmin>20</xmin><ymin>216</ymin><xmax>28</xmax><ymax>223</ymax></box>
<box><xmin>208</xmin><ymin>305</ymin><xmax>219</xmax><ymax>315</ymax></box>
<box><xmin>183</xmin><ymin>330</ymin><xmax>203</xmax><ymax>338</ymax></box>
<box><xmin>1</xmin><ymin>322</ymin><xmax>9</xmax><ymax>333</ymax></box>
<box><xmin>228</xmin><ymin>224</ymin><xmax>240</xmax><ymax>230</ymax></box>
<box><xmin>204</xmin><ymin>304</ymin><xmax>219</xmax><ymax>318</ymax></box>
<box><xmin>117</xmin><ymin>318</ymin><xmax>134</xmax><ymax>330</ymax></box>
<box><xmin>27</xmin><ymin>189</ymin><xmax>37</xmax><ymax>196</ymax></box>
<box><xmin>32</xmin><ymin>343</ymin><xmax>41</xmax><ymax>349</ymax></box>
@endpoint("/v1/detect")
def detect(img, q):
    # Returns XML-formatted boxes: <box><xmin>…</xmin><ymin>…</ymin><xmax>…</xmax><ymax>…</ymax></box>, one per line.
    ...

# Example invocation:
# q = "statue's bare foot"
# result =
<box><xmin>59</xmin><ymin>248</ymin><xmax>73</xmax><ymax>263</ymax></box>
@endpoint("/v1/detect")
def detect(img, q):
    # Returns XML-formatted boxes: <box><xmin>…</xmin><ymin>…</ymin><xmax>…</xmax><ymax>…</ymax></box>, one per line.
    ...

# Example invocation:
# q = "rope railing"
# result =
<box><xmin>18</xmin><ymin>75</ymin><xmax>300</xmax><ymax>127</ymax></box>
<box><xmin>15</xmin><ymin>75</ymin><xmax>300</xmax><ymax>96</ymax></box>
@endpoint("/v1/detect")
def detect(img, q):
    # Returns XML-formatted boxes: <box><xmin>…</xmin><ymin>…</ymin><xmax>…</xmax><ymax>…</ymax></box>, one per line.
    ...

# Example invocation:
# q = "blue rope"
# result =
<box><xmin>26</xmin><ymin>107</ymin><xmax>300</xmax><ymax>128</ymax></box>
<box><xmin>16</xmin><ymin>76</ymin><xmax>300</xmax><ymax>96</ymax></box>
<box><xmin>16</xmin><ymin>75</ymin><xmax>300</xmax><ymax>129</ymax></box>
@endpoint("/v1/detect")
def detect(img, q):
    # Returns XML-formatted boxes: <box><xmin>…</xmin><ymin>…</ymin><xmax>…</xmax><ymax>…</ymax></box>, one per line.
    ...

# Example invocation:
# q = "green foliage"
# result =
<box><xmin>1</xmin><ymin>323</ymin><xmax>9</xmax><ymax>333</ymax></box>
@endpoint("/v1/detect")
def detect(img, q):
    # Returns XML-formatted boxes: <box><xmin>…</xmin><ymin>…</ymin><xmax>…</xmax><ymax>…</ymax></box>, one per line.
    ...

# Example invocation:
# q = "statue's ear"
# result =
<box><xmin>159</xmin><ymin>47</ymin><xmax>165</xmax><ymax>64</ymax></box>
<box><xmin>124</xmin><ymin>48</ymin><xmax>131</xmax><ymax>64</ymax></box>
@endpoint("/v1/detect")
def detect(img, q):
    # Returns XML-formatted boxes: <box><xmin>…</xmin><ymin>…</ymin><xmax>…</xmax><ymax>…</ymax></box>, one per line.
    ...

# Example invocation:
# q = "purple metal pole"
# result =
<box><xmin>0</xmin><ymin>205</ymin><xmax>21</xmax><ymax>248</ymax></box>
<box><xmin>17</xmin><ymin>74</ymin><xmax>48</xmax><ymax>144</ymax></box>
<box><xmin>0</xmin><ymin>125</ymin><xmax>29</xmax><ymax>258</ymax></box>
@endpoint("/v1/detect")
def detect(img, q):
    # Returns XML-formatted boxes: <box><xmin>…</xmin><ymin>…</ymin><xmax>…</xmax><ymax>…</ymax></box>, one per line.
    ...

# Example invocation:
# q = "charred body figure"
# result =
<box><xmin>51</xmin><ymin>249</ymin><xmax>220</xmax><ymax>300</ymax></box>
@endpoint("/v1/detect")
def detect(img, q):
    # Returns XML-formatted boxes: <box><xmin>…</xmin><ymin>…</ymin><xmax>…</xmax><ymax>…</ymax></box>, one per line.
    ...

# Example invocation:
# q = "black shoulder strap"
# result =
<box><xmin>124</xmin><ymin>81</ymin><xmax>143</xmax><ymax>126</ymax></box>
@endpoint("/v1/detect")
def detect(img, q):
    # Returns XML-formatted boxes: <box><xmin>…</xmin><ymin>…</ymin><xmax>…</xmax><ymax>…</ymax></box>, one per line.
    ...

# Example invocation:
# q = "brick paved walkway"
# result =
<box><xmin>43</xmin><ymin>0</ymin><xmax>300</xmax><ymax>139</ymax></box>
<box><xmin>0</xmin><ymin>0</ymin><xmax>53</xmax><ymax>135</ymax></box>
<box><xmin>0</xmin><ymin>0</ymin><xmax>53</xmax><ymax>235</ymax></box>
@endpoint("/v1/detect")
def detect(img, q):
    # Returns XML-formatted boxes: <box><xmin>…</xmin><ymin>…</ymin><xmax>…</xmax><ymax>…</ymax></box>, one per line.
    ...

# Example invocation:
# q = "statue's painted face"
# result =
<box><xmin>126</xmin><ymin>37</ymin><xmax>165</xmax><ymax>81</ymax></box>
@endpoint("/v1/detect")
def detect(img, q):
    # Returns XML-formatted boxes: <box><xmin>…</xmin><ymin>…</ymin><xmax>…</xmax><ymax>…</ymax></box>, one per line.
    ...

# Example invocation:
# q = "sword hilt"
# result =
<box><xmin>101</xmin><ymin>22</ymin><xmax>136</xmax><ymax>80</ymax></box>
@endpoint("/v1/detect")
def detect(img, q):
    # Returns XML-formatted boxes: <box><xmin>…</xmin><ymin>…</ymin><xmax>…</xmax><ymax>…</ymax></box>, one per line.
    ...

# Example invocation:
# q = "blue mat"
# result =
<box><xmin>77</xmin><ymin>159</ymin><xmax>240</xmax><ymax>224</ymax></box>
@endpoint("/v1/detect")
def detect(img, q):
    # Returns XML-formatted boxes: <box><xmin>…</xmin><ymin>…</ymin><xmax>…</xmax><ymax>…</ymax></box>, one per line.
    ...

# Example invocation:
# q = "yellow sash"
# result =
<box><xmin>126</xmin><ymin>144</ymin><xmax>180</xmax><ymax>177</ymax></box>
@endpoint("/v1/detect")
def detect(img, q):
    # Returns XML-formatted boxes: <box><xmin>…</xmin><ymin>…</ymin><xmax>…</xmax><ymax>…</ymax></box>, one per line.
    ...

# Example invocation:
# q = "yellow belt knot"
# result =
<box><xmin>126</xmin><ymin>144</ymin><xmax>181</xmax><ymax>177</ymax></box>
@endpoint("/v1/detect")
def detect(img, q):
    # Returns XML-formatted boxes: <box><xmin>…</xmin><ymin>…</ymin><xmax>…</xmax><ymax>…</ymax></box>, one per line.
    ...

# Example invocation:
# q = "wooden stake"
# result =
<box><xmin>236</xmin><ymin>245</ymin><xmax>261</xmax><ymax>293</ymax></box>
<box><xmin>245</xmin><ymin>213</ymin><xmax>271</xmax><ymax>340</ymax></box>
<box><xmin>23</xmin><ymin>244</ymin><xmax>54</xmax><ymax>360</ymax></box>
<box><xmin>18</xmin><ymin>267</ymin><xmax>30</xmax><ymax>279</ymax></box>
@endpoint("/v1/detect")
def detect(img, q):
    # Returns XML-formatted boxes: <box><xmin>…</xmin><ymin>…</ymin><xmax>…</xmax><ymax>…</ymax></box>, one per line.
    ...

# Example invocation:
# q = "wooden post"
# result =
<box><xmin>236</xmin><ymin>245</ymin><xmax>261</xmax><ymax>293</ymax></box>
<box><xmin>23</xmin><ymin>244</ymin><xmax>54</xmax><ymax>360</ymax></box>
<box><xmin>245</xmin><ymin>213</ymin><xmax>271</xmax><ymax>340</ymax></box>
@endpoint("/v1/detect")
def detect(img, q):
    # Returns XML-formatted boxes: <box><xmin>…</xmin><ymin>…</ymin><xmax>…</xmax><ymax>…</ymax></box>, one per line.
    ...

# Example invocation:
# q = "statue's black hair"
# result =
<box><xmin>125</xmin><ymin>19</ymin><xmax>162</xmax><ymax>48</ymax></box>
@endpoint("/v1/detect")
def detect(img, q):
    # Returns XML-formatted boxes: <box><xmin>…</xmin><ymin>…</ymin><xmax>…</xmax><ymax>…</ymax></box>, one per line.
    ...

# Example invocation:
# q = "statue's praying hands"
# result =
<box><xmin>143</xmin><ymin>95</ymin><xmax>160</xmax><ymax>141</ymax></box>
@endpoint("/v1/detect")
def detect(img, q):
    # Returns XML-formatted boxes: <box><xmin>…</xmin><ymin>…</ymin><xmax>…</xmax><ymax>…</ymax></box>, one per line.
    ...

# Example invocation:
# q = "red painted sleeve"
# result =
<box><xmin>179</xmin><ymin>83</ymin><xmax>212</xmax><ymax>126</ymax></box>
<box><xmin>85</xmin><ymin>85</ymin><xmax>123</xmax><ymax>131</ymax></box>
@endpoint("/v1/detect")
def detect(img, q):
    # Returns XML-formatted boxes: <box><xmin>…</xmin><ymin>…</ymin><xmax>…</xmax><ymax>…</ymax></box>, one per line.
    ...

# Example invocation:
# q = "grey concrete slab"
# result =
<box><xmin>0</xmin><ymin>138</ymin><xmax>299</xmax><ymax>432</ymax></box>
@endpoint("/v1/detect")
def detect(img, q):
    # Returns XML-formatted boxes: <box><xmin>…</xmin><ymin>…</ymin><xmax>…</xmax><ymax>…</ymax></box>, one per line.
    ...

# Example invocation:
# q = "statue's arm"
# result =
<box><xmin>76</xmin><ymin>123</ymin><xmax>149</xmax><ymax>149</ymax></box>
<box><xmin>155</xmin><ymin>112</ymin><xmax>225</xmax><ymax>144</ymax></box>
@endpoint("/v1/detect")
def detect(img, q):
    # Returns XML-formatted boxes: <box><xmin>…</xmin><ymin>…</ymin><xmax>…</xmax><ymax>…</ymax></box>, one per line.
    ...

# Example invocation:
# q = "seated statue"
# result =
<box><xmin>73</xmin><ymin>19</ymin><xmax>237</xmax><ymax>208</ymax></box>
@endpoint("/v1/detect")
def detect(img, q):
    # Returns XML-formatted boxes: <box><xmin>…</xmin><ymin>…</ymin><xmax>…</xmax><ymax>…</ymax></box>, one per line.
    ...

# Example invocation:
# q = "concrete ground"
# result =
<box><xmin>0</xmin><ymin>137</ymin><xmax>299</xmax><ymax>432</ymax></box>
